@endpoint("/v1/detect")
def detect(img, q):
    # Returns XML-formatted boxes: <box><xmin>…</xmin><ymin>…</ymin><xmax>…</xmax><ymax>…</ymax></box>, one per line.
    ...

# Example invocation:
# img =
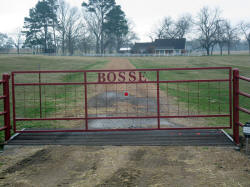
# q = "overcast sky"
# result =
<box><xmin>0</xmin><ymin>0</ymin><xmax>250</xmax><ymax>41</ymax></box>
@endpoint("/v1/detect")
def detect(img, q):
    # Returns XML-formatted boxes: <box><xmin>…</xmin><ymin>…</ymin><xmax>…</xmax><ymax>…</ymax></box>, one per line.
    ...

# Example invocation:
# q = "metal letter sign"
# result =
<box><xmin>98</xmin><ymin>71</ymin><xmax>147</xmax><ymax>83</ymax></box>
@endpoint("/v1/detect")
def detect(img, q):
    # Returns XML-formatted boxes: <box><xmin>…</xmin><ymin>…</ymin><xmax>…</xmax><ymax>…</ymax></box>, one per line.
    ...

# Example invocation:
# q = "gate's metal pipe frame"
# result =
<box><xmin>11</xmin><ymin>67</ymin><xmax>233</xmax><ymax>133</ymax></box>
<box><xmin>0</xmin><ymin>74</ymin><xmax>11</xmax><ymax>141</ymax></box>
<box><xmin>233</xmin><ymin>68</ymin><xmax>250</xmax><ymax>145</ymax></box>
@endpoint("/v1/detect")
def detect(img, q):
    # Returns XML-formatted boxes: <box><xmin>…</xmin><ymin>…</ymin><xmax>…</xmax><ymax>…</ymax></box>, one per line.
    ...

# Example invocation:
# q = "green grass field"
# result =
<box><xmin>128</xmin><ymin>55</ymin><xmax>250</xmax><ymax>135</ymax></box>
<box><xmin>0</xmin><ymin>55</ymin><xmax>109</xmax><ymax>143</ymax></box>
<box><xmin>0</xmin><ymin>55</ymin><xmax>249</xmax><ymax>143</ymax></box>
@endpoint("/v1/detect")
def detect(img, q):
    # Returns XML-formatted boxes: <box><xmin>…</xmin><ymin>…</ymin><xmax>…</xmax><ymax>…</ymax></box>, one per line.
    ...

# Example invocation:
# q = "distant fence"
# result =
<box><xmin>0</xmin><ymin>52</ymin><xmax>203</xmax><ymax>57</ymax></box>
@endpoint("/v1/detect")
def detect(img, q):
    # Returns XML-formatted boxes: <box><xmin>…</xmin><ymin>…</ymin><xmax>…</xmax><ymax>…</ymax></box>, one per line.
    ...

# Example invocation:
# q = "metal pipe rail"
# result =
<box><xmin>11</xmin><ymin>67</ymin><xmax>232</xmax><ymax>134</ymax></box>
<box><xmin>233</xmin><ymin>69</ymin><xmax>250</xmax><ymax>144</ymax></box>
<box><xmin>0</xmin><ymin>74</ymin><xmax>11</xmax><ymax>142</ymax></box>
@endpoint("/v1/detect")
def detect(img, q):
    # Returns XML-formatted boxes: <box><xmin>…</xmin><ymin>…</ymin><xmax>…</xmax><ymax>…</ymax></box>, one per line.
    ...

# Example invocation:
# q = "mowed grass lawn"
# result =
<box><xmin>129</xmin><ymin>55</ymin><xmax>250</xmax><ymax>135</ymax></box>
<box><xmin>0</xmin><ymin>55</ymin><xmax>249</xmax><ymax>143</ymax></box>
<box><xmin>0</xmin><ymin>55</ymin><xmax>109</xmax><ymax>143</ymax></box>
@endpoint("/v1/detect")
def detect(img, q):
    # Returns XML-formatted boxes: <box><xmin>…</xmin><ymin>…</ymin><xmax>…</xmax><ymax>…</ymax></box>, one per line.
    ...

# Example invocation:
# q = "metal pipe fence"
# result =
<box><xmin>0</xmin><ymin>74</ymin><xmax>11</xmax><ymax>141</ymax></box>
<box><xmin>11</xmin><ymin>67</ymin><xmax>232</xmax><ymax>133</ymax></box>
<box><xmin>233</xmin><ymin>69</ymin><xmax>250</xmax><ymax>144</ymax></box>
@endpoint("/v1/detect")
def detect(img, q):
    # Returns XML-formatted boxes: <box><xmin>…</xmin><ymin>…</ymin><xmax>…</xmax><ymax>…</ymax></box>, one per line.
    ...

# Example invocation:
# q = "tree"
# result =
<box><xmin>47</xmin><ymin>0</ymin><xmax>59</xmax><ymax>53</ymax></box>
<box><xmin>83</xmin><ymin>10</ymin><xmax>102</xmax><ymax>54</ymax></box>
<box><xmin>23</xmin><ymin>0</ymin><xmax>58</xmax><ymax>53</ymax></box>
<box><xmin>240</xmin><ymin>22</ymin><xmax>250</xmax><ymax>55</ymax></box>
<box><xmin>196</xmin><ymin>7</ymin><xmax>221</xmax><ymax>56</ymax></box>
<box><xmin>82</xmin><ymin>0</ymin><xmax>116</xmax><ymax>54</ymax></box>
<box><xmin>224</xmin><ymin>21</ymin><xmax>239</xmax><ymax>55</ymax></box>
<box><xmin>215</xmin><ymin>20</ymin><xmax>227</xmax><ymax>55</ymax></box>
<box><xmin>103</xmin><ymin>5</ymin><xmax>128</xmax><ymax>52</ymax></box>
<box><xmin>175</xmin><ymin>15</ymin><xmax>192</xmax><ymax>39</ymax></box>
<box><xmin>12</xmin><ymin>28</ymin><xmax>24</xmax><ymax>54</ymax></box>
<box><xmin>157</xmin><ymin>16</ymin><xmax>175</xmax><ymax>39</ymax></box>
<box><xmin>57</xmin><ymin>0</ymin><xmax>70</xmax><ymax>55</ymax></box>
<box><xmin>77</xmin><ymin>29</ymin><xmax>95</xmax><ymax>54</ymax></box>
<box><xmin>122</xmin><ymin>20</ymin><xmax>139</xmax><ymax>48</ymax></box>
<box><xmin>151</xmin><ymin>15</ymin><xmax>192</xmax><ymax>40</ymax></box>
<box><xmin>0</xmin><ymin>33</ymin><xmax>14</xmax><ymax>52</ymax></box>
<box><xmin>65</xmin><ymin>7</ymin><xmax>83</xmax><ymax>55</ymax></box>
<box><xmin>0</xmin><ymin>33</ymin><xmax>8</xmax><ymax>49</ymax></box>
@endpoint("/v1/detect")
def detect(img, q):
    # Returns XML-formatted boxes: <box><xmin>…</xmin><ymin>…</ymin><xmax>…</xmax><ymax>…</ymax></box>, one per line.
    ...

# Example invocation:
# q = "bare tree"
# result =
<box><xmin>224</xmin><ymin>21</ymin><xmax>239</xmax><ymax>55</ymax></box>
<box><xmin>66</xmin><ymin>7</ymin><xmax>83</xmax><ymax>55</ymax></box>
<box><xmin>159</xmin><ymin>17</ymin><xmax>175</xmax><ymax>39</ymax></box>
<box><xmin>152</xmin><ymin>15</ymin><xmax>192</xmax><ymax>40</ymax></box>
<box><xmin>196</xmin><ymin>7</ymin><xmax>221</xmax><ymax>56</ymax></box>
<box><xmin>11</xmin><ymin>28</ymin><xmax>23</xmax><ymax>54</ymax></box>
<box><xmin>57</xmin><ymin>0</ymin><xmax>70</xmax><ymax>55</ymax></box>
<box><xmin>240</xmin><ymin>22</ymin><xmax>250</xmax><ymax>55</ymax></box>
<box><xmin>175</xmin><ymin>15</ymin><xmax>192</xmax><ymax>39</ymax></box>
<box><xmin>82</xmin><ymin>0</ymin><xmax>116</xmax><ymax>54</ymax></box>
<box><xmin>0</xmin><ymin>33</ymin><xmax>14</xmax><ymax>53</ymax></box>
<box><xmin>83</xmin><ymin>10</ymin><xmax>102</xmax><ymax>53</ymax></box>
<box><xmin>119</xmin><ymin>20</ymin><xmax>139</xmax><ymax>48</ymax></box>
<box><xmin>215</xmin><ymin>20</ymin><xmax>227</xmax><ymax>55</ymax></box>
<box><xmin>77</xmin><ymin>26</ymin><xmax>95</xmax><ymax>54</ymax></box>
<box><xmin>58</xmin><ymin>1</ymin><xmax>83</xmax><ymax>55</ymax></box>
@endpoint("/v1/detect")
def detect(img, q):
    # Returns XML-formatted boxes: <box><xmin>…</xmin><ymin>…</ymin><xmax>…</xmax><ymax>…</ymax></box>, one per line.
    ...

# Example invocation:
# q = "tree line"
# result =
<box><xmin>19</xmin><ymin>0</ymin><xmax>137</xmax><ymax>55</ymax></box>
<box><xmin>149</xmin><ymin>7</ymin><xmax>250</xmax><ymax>55</ymax></box>
<box><xmin>0</xmin><ymin>2</ymin><xmax>250</xmax><ymax>56</ymax></box>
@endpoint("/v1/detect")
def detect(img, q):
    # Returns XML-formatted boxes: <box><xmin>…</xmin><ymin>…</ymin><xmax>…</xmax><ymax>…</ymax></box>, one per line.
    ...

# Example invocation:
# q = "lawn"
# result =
<box><xmin>129</xmin><ymin>55</ymin><xmax>250</xmax><ymax>135</ymax></box>
<box><xmin>0</xmin><ymin>55</ymin><xmax>249</xmax><ymax>143</ymax></box>
<box><xmin>0</xmin><ymin>55</ymin><xmax>109</xmax><ymax>143</ymax></box>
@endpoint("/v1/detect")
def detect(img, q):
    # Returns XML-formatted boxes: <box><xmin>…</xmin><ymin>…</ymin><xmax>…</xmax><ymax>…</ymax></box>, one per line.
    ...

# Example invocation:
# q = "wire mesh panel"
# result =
<box><xmin>13</xmin><ymin>72</ymin><xmax>86</xmax><ymax>132</ymax></box>
<box><xmin>12</xmin><ymin>67</ymin><xmax>232</xmax><ymax>133</ymax></box>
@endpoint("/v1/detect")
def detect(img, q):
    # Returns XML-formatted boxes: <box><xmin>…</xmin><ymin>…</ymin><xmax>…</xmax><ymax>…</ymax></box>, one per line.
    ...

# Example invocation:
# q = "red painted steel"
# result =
<box><xmin>11</xmin><ymin>67</ymin><xmax>232</xmax><ymax>133</ymax></box>
<box><xmin>238</xmin><ymin>107</ymin><xmax>250</xmax><ymax>115</ymax></box>
<box><xmin>39</xmin><ymin>72</ymin><xmax>42</xmax><ymax>118</ymax></box>
<box><xmin>11</xmin><ymin>73</ymin><xmax>16</xmax><ymax>132</ymax></box>
<box><xmin>239</xmin><ymin>91</ymin><xmax>250</xmax><ymax>98</ymax></box>
<box><xmin>0</xmin><ymin>127</ymin><xmax>7</xmax><ymax>131</ymax></box>
<box><xmin>156</xmin><ymin>70</ymin><xmax>160</xmax><ymax>129</ymax></box>
<box><xmin>229</xmin><ymin>69</ymin><xmax>233</xmax><ymax>128</ymax></box>
<box><xmin>0</xmin><ymin>74</ymin><xmax>11</xmax><ymax>141</ymax></box>
<box><xmin>15</xmin><ymin>114</ymin><xmax>230</xmax><ymax>121</ymax></box>
<box><xmin>233</xmin><ymin>69</ymin><xmax>250</xmax><ymax>144</ymax></box>
<box><xmin>239</xmin><ymin>75</ymin><xmax>250</xmax><ymax>82</ymax></box>
<box><xmin>0</xmin><ymin>96</ymin><xmax>6</xmax><ymax>100</ymax></box>
<box><xmin>13</xmin><ymin>79</ymin><xmax>230</xmax><ymax>86</ymax></box>
<box><xmin>0</xmin><ymin>112</ymin><xmax>6</xmax><ymax>116</ymax></box>
<box><xmin>237</xmin><ymin>122</ymin><xmax>244</xmax><ymax>127</ymax></box>
<box><xmin>233</xmin><ymin>69</ymin><xmax>240</xmax><ymax>144</ymax></box>
<box><xmin>84</xmin><ymin>72</ymin><xmax>88</xmax><ymax>130</ymax></box>
<box><xmin>11</xmin><ymin>66</ymin><xmax>232</xmax><ymax>74</ymax></box>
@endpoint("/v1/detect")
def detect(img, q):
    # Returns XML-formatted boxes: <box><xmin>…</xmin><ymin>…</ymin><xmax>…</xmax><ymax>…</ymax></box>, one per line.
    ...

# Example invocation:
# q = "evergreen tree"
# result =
<box><xmin>82</xmin><ymin>0</ymin><xmax>116</xmax><ymax>53</ymax></box>
<box><xmin>104</xmin><ymin>5</ymin><xmax>128</xmax><ymax>52</ymax></box>
<box><xmin>23</xmin><ymin>0</ymin><xmax>58</xmax><ymax>53</ymax></box>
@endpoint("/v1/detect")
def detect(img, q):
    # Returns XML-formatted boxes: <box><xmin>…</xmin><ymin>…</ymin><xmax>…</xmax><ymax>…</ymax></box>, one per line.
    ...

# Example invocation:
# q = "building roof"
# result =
<box><xmin>133</xmin><ymin>38</ymin><xmax>186</xmax><ymax>52</ymax></box>
<box><xmin>133</xmin><ymin>42</ymin><xmax>154</xmax><ymax>50</ymax></box>
<box><xmin>154</xmin><ymin>38</ymin><xmax>186</xmax><ymax>50</ymax></box>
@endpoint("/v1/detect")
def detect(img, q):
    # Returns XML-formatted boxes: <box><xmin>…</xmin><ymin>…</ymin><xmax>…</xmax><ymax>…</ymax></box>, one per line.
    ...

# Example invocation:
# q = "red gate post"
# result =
<box><xmin>233</xmin><ymin>69</ymin><xmax>240</xmax><ymax>144</ymax></box>
<box><xmin>3</xmin><ymin>74</ymin><xmax>11</xmax><ymax>141</ymax></box>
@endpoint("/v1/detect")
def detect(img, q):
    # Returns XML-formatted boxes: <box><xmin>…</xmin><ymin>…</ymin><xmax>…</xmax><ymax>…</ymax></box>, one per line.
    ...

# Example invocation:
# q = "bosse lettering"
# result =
<box><xmin>98</xmin><ymin>71</ymin><xmax>146</xmax><ymax>83</ymax></box>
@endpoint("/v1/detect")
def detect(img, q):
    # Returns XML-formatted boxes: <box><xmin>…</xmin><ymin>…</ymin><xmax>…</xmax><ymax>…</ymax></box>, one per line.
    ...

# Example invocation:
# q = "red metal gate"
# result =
<box><xmin>11</xmin><ymin>67</ymin><xmax>232</xmax><ymax>133</ymax></box>
<box><xmin>233</xmin><ymin>68</ymin><xmax>250</xmax><ymax>144</ymax></box>
<box><xmin>0</xmin><ymin>74</ymin><xmax>11</xmax><ymax>141</ymax></box>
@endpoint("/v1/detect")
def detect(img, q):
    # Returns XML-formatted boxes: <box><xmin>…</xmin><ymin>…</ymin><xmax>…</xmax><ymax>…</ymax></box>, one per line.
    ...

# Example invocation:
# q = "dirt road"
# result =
<box><xmin>0</xmin><ymin>58</ymin><xmax>250</xmax><ymax>187</ymax></box>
